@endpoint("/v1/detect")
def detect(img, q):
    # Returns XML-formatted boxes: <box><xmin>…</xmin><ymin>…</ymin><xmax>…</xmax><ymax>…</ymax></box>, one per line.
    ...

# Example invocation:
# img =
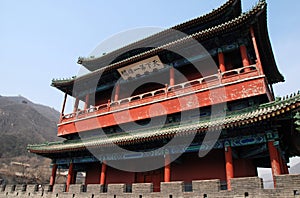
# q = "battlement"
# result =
<box><xmin>1</xmin><ymin>175</ymin><xmax>300</xmax><ymax>198</ymax></box>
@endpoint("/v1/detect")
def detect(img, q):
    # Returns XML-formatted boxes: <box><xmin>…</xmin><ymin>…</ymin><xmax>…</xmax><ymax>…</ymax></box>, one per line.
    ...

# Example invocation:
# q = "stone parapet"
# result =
<box><xmin>0</xmin><ymin>175</ymin><xmax>300</xmax><ymax>197</ymax></box>
<box><xmin>132</xmin><ymin>183</ymin><xmax>153</xmax><ymax>194</ymax></box>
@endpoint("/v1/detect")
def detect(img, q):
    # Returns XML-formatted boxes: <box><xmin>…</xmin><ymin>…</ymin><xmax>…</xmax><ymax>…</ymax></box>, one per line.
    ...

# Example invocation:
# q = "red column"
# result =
<box><xmin>66</xmin><ymin>163</ymin><xmax>74</xmax><ymax>192</ymax></box>
<box><xmin>164</xmin><ymin>154</ymin><xmax>171</xmax><ymax>182</ymax></box>
<box><xmin>250</xmin><ymin>26</ymin><xmax>263</xmax><ymax>74</ymax></box>
<box><xmin>114</xmin><ymin>83</ymin><xmax>120</xmax><ymax>101</ymax></box>
<box><xmin>73</xmin><ymin>98</ymin><xmax>79</xmax><ymax>114</ymax></box>
<box><xmin>169</xmin><ymin>67</ymin><xmax>175</xmax><ymax>87</ymax></box>
<box><xmin>225</xmin><ymin>146</ymin><xmax>234</xmax><ymax>190</ymax></box>
<box><xmin>268</xmin><ymin>141</ymin><xmax>281</xmax><ymax>187</ymax></box>
<box><xmin>49</xmin><ymin>164</ymin><xmax>57</xmax><ymax>186</ymax></box>
<box><xmin>84</xmin><ymin>94</ymin><xmax>90</xmax><ymax>110</ymax></box>
<box><xmin>59</xmin><ymin>92</ymin><xmax>68</xmax><ymax>122</ymax></box>
<box><xmin>218</xmin><ymin>51</ymin><xmax>226</xmax><ymax>73</ymax></box>
<box><xmin>239</xmin><ymin>45</ymin><xmax>250</xmax><ymax>72</ymax></box>
<box><xmin>100</xmin><ymin>161</ymin><xmax>107</xmax><ymax>185</ymax></box>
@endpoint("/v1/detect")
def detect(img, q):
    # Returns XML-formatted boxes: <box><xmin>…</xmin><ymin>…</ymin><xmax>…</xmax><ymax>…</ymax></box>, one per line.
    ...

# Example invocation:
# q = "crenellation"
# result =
<box><xmin>4</xmin><ymin>185</ymin><xmax>16</xmax><ymax>194</ymax></box>
<box><xmin>132</xmin><ymin>183</ymin><xmax>153</xmax><ymax>194</ymax></box>
<box><xmin>25</xmin><ymin>184</ymin><xmax>38</xmax><ymax>193</ymax></box>
<box><xmin>53</xmin><ymin>184</ymin><xmax>66</xmax><ymax>194</ymax></box>
<box><xmin>15</xmin><ymin>184</ymin><xmax>26</xmax><ymax>193</ymax></box>
<box><xmin>192</xmin><ymin>179</ymin><xmax>221</xmax><ymax>194</ymax></box>
<box><xmin>230</xmin><ymin>177</ymin><xmax>263</xmax><ymax>193</ymax></box>
<box><xmin>86</xmin><ymin>184</ymin><xmax>102</xmax><ymax>193</ymax></box>
<box><xmin>0</xmin><ymin>174</ymin><xmax>299</xmax><ymax>197</ymax></box>
<box><xmin>107</xmin><ymin>184</ymin><xmax>126</xmax><ymax>195</ymax></box>
<box><xmin>160</xmin><ymin>181</ymin><xmax>184</xmax><ymax>196</ymax></box>
<box><xmin>276</xmin><ymin>174</ymin><xmax>300</xmax><ymax>190</ymax></box>
<box><xmin>68</xmin><ymin>184</ymin><xmax>85</xmax><ymax>194</ymax></box>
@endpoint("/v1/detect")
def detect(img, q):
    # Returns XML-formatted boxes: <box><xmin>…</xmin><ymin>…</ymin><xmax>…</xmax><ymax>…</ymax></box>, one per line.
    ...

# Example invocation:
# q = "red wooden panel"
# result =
<box><xmin>58</xmin><ymin>77</ymin><xmax>268</xmax><ymax>136</ymax></box>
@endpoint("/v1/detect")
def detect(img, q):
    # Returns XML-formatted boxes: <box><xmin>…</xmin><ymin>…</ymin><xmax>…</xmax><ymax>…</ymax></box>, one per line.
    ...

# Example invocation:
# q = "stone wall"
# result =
<box><xmin>0</xmin><ymin>174</ymin><xmax>300</xmax><ymax>198</ymax></box>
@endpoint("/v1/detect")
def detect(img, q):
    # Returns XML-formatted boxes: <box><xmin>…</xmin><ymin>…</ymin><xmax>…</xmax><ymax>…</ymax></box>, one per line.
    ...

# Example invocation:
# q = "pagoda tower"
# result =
<box><xmin>28</xmin><ymin>0</ymin><xmax>300</xmax><ymax>192</ymax></box>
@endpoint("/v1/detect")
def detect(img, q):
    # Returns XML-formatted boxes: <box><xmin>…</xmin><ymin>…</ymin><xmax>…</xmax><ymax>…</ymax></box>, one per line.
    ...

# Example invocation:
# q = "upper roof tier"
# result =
<box><xmin>52</xmin><ymin>0</ymin><xmax>284</xmax><ymax>96</ymax></box>
<box><xmin>78</xmin><ymin>0</ymin><xmax>242</xmax><ymax>71</ymax></box>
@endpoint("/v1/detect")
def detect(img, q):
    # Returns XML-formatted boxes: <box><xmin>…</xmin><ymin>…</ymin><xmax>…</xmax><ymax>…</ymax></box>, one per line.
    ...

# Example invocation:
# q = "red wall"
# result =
<box><xmin>105</xmin><ymin>166</ymin><xmax>136</xmax><ymax>184</ymax></box>
<box><xmin>84</xmin><ymin>151</ymin><xmax>258</xmax><ymax>185</ymax></box>
<box><xmin>233</xmin><ymin>158</ymin><xmax>257</xmax><ymax>177</ymax></box>
<box><xmin>85</xmin><ymin>162</ymin><xmax>101</xmax><ymax>184</ymax></box>
<box><xmin>171</xmin><ymin>150</ymin><xmax>227</xmax><ymax>182</ymax></box>
<box><xmin>171</xmin><ymin>151</ymin><xmax>257</xmax><ymax>182</ymax></box>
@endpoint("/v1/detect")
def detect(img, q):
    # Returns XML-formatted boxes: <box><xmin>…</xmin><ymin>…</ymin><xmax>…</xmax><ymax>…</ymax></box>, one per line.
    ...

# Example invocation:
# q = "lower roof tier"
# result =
<box><xmin>27</xmin><ymin>90</ymin><xmax>300</xmax><ymax>157</ymax></box>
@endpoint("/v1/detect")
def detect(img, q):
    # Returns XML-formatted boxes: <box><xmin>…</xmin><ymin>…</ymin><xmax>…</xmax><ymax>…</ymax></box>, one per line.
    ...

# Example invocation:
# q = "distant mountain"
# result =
<box><xmin>0</xmin><ymin>95</ymin><xmax>61</xmax><ymax>158</ymax></box>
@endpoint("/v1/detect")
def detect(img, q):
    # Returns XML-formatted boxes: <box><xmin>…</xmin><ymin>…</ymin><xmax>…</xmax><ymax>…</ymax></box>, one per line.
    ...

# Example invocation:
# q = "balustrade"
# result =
<box><xmin>61</xmin><ymin>65</ymin><xmax>259</xmax><ymax>122</ymax></box>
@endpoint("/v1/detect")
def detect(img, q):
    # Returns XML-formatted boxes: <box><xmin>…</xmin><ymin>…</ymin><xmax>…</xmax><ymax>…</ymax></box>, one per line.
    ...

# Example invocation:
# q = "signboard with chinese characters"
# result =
<box><xmin>117</xmin><ymin>56</ymin><xmax>165</xmax><ymax>80</ymax></box>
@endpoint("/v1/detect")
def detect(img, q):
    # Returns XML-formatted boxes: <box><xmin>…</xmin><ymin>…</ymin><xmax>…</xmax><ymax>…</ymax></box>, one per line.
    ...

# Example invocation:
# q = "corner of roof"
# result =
<box><xmin>51</xmin><ymin>76</ymin><xmax>76</xmax><ymax>86</ymax></box>
<box><xmin>259</xmin><ymin>91</ymin><xmax>300</xmax><ymax>109</ymax></box>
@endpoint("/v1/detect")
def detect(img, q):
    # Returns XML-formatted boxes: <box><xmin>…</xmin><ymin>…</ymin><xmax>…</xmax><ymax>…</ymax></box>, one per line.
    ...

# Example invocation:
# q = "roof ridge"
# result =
<box><xmin>259</xmin><ymin>90</ymin><xmax>300</xmax><ymax>108</ymax></box>
<box><xmin>78</xmin><ymin>0</ymin><xmax>241</xmax><ymax>65</ymax></box>
<box><xmin>53</xmin><ymin>0</ymin><xmax>265</xmax><ymax>85</ymax></box>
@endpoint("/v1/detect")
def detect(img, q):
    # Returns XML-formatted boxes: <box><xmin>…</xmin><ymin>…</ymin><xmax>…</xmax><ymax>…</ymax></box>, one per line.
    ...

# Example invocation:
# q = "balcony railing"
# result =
<box><xmin>61</xmin><ymin>64</ymin><xmax>260</xmax><ymax>122</ymax></box>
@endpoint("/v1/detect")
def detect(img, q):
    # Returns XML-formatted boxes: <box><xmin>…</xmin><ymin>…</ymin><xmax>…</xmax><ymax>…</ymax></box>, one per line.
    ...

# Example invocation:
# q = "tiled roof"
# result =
<box><xmin>27</xmin><ymin>91</ymin><xmax>300</xmax><ymax>154</ymax></box>
<box><xmin>52</xmin><ymin>0</ymin><xmax>269</xmax><ymax>89</ymax></box>
<box><xmin>78</xmin><ymin>0</ymin><xmax>241</xmax><ymax>71</ymax></box>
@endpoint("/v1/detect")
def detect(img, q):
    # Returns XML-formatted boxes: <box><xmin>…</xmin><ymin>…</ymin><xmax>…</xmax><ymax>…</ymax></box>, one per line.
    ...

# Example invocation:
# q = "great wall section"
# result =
<box><xmin>1</xmin><ymin>174</ymin><xmax>300</xmax><ymax>198</ymax></box>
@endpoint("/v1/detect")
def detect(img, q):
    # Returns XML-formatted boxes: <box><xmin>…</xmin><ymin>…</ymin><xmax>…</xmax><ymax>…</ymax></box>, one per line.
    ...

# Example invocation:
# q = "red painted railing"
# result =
<box><xmin>61</xmin><ymin>64</ymin><xmax>259</xmax><ymax>123</ymax></box>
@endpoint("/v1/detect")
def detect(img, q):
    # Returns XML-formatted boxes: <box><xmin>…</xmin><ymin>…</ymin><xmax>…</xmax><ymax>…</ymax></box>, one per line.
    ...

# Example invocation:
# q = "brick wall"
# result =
<box><xmin>0</xmin><ymin>174</ymin><xmax>300</xmax><ymax>198</ymax></box>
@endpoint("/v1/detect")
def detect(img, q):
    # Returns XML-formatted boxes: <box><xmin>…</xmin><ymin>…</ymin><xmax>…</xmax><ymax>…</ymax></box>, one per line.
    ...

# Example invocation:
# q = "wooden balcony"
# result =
<box><xmin>58</xmin><ymin>64</ymin><xmax>271</xmax><ymax>136</ymax></box>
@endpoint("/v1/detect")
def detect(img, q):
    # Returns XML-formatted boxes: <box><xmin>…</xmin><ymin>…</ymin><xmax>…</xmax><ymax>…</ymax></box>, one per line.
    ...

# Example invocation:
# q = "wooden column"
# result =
<box><xmin>49</xmin><ymin>164</ymin><xmax>57</xmax><ymax>186</ymax></box>
<box><xmin>250</xmin><ymin>26</ymin><xmax>263</xmax><ymax>74</ymax></box>
<box><xmin>239</xmin><ymin>45</ymin><xmax>250</xmax><ymax>72</ymax></box>
<box><xmin>225</xmin><ymin>146</ymin><xmax>234</xmax><ymax>190</ymax></box>
<box><xmin>73</xmin><ymin>98</ymin><xmax>79</xmax><ymax>114</ymax></box>
<box><xmin>84</xmin><ymin>94</ymin><xmax>90</xmax><ymax>110</ymax></box>
<box><xmin>218</xmin><ymin>50</ymin><xmax>226</xmax><ymax>73</ymax></box>
<box><xmin>268</xmin><ymin>141</ymin><xmax>281</xmax><ymax>187</ymax></box>
<box><xmin>100</xmin><ymin>161</ymin><xmax>107</xmax><ymax>185</ymax></box>
<box><xmin>114</xmin><ymin>83</ymin><xmax>120</xmax><ymax>101</ymax></box>
<box><xmin>59</xmin><ymin>92</ymin><xmax>68</xmax><ymax>122</ymax></box>
<box><xmin>66</xmin><ymin>163</ymin><xmax>74</xmax><ymax>192</ymax></box>
<box><xmin>169</xmin><ymin>67</ymin><xmax>175</xmax><ymax>86</ymax></box>
<box><xmin>164</xmin><ymin>154</ymin><xmax>171</xmax><ymax>182</ymax></box>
